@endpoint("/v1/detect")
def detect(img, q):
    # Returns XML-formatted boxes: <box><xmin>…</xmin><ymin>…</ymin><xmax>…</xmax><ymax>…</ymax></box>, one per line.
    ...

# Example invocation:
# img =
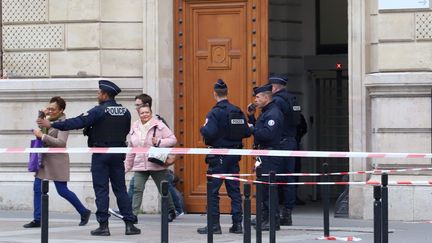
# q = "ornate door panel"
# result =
<box><xmin>174</xmin><ymin>0</ymin><xmax>268</xmax><ymax>213</ymax></box>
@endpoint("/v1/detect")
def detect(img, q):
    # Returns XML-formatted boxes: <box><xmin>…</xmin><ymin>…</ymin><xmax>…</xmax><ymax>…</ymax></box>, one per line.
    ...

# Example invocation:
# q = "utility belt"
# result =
<box><xmin>253</xmin><ymin>144</ymin><xmax>276</xmax><ymax>150</ymax></box>
<box><xmin>208</xmin><ymin>144</ymin><xmax>243</xmax><ymax>149</ymax></box>
<box><xmin>92</xmin><ymin>142</ymin><xmax>127</xmax><ymax>147</ymax></box>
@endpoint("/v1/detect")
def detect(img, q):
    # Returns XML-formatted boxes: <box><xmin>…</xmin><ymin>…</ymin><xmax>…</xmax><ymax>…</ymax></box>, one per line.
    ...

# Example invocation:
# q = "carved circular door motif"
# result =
<box><xmin>212</xmin><ymin>46</ymin><xmax>226</xmax><ymax>63</ymax></box>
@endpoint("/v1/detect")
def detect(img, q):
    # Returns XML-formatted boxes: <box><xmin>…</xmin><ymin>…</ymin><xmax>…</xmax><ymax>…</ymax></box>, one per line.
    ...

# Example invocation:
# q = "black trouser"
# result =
<box><xmin>258</xmin><ymin>155</ymin><xmax>282</xmax><ymax>218</ymax></box>
<box><xmin>91</xmin><ymin>153</ymin><xmax>137</xmax><ymax>223</ymax></box>
<box><xmin>208</xmin><ymin>155</ymin><xmax>243</xmax><ymax>223</ymax></box>
<box><xmin>278</xmin><ymin>138</ymin><xmax>297</xmax><ymax>209</ymax></box>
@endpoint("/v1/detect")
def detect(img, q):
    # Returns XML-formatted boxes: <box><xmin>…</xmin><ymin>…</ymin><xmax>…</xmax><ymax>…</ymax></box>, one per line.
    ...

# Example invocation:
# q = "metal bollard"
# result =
<box><xmin>255</xmin><ymin>167</ymin><xmax>263</xmax><ymax>243</ymax></box>
<box><xmin>321</xmin><ymin>163</ymin><xmax>330</xmax><ymax>237</ymax></box>
<box><xmin>373</xmin><ymin>185</ymin><xmax>382</xmax><ymax>243</ymax></box>
<box><xmin>161</xmin><ymin>180</ymin><xmax>169</xmax><ymax>243</ymax></box>
<box><xmin>41</xmin><ymin>179</ymin><xmax>49</xmax><ymax>243</ymax></box>
<box><xmin>269</xmin><ymin>171</ymin><xmax>277</xmax><ymax>243</ymax></box>
<box><xmin>243</xmin><ymin>183</ymin><xmax>251</xmax><ymax>243</ymax></box>
<box><xmin>206</xmin><ymin>171</ymin><xmax>213</xmax><ymax>243</ymax></box>
<box><xmin>381</xmin><ymin>173</ymin><xmax>388</xmax><ymax>243</ymax></box>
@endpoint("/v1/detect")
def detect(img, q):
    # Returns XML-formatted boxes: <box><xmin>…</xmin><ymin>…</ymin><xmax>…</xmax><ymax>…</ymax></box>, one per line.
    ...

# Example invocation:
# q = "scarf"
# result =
<box><xmin>138</xmin><ymin>117</ymin><xmax>154</xmax><ymax>147</ymax></box>
<box><xmin>42</xmin><ymin>113</ymin><xmax>64</xmax><ymax>134</ymax></box>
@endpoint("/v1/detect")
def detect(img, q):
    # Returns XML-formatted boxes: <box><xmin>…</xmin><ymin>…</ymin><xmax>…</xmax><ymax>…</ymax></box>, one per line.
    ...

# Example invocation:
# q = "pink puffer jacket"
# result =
<box><xmin>124</xmin><ymin>117</ymin><xmax>177</xmax><ymax>172</ymax></box>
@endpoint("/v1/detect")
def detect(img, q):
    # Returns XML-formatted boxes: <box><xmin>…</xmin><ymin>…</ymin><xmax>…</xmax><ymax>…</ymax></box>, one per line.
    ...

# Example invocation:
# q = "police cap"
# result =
<box><xmin>253</xmin><ymin>84</ymin><xmax>272</xmax><ymax>96</ymax></box>
<box><xmin>214</xmin><ymin>79</ymin><xmax>227</xmax><ymax>90</ymax></box>
<box><xmin>99</xmin><ymin>80</ymin><xmax>121</xmax><ymax>96</ymax></box>
<box><xmin>268</xmin><ymin>76</ymin><xmax>287</xmax><ymax>86</ymax></box>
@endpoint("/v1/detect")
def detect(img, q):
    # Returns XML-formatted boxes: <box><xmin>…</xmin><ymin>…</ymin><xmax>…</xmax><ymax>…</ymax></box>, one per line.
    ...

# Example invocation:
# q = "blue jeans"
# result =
<box><xmin>166</xmin><ymin>171</ymin><xmax>184</xmax><ymax>214</ymax></box>
<box><xmin>33</xmin><ymin>178</ymin><xmax>87</xmax><ymax>221</ymax></box>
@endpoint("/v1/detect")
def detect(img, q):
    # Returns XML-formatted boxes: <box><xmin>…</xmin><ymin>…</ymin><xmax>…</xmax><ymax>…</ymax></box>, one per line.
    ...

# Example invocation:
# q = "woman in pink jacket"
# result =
<box><xmin>124</xmin><ymin>104</ymin><xmax>178</xmax><ymax>220</ymax></box>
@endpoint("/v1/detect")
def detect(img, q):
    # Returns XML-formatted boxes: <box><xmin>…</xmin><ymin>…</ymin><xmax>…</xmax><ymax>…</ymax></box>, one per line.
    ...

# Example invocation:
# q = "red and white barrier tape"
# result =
<box><xmin>207</xmin><ymin>174</ymin><xmax>432</xmax><ymax>186</ymax></box>
<box><xmin>316</xmin><ymin>236</ymin><xmax>362</xmax><ymax>241</ymax></box>
<box><xmin>1</xmin><ymin>147</ymin><xmax>432</xmax><ymax>159</ymax></box>
<box><xmin>213</xmin><ymin>167</ymin><xmax>432</xmax><ymax>177</ymax></box>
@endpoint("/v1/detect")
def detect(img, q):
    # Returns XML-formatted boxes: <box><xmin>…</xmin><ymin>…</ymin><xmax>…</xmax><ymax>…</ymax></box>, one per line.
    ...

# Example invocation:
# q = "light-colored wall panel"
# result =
<box><xmin>416</xmin><ymin>12</ymin><xmax>432</xmax><ymax>40</ymax></box>
<box><xmin>3</xmin><ymin>0</ymin><xmax>48</xmax><ymax>23</ymax></box>
<box><xmin>377</xmin><ymin>43</ymin><xmax>432</xmax><ymax>71</ymax></box>
<box><xmin>3</xmin><ymin>25</ymin><xmax>64</xmax><ymax>51</ymax></box>
<box><xmin>101</xmin><ymin>0</ymin><xmax>142</xmax><ymax>22</ymax></box>
<box><xmin>3</xmin><ymin>52</ymin><xmax>49</xmax><ymax>77</ymax></box>
<box><xmin>66</xmin><ymin>23</ymin><xmax>100</xmax><ymax>49</ymax></box>
<box><xmin>101</xmin><ymin>50</ymin><xmax>143</xmax><ymax>77</ymax></box>
<box><xmin>50</xmin><ymin>51</ymin><xmax>100</xmax><ymax>77</ymax></box>
<box><xmin>101</xmin><ymin>23</ymin><xmax>142</xmax><ymax>49</ymax></box>
<box><xmin>378</xmin><ymin>13</ymin><xmax>415</xmax><ymax>41</ymax></box>
<box><xmin>372</xmin><ymin>97</ymin><xmax>430</xmax><ymax>128</ymax></box>
<box><xmin>49</xmin><ymin>0</ymin><xmax>100</xmax><ymax>22</ymax></box>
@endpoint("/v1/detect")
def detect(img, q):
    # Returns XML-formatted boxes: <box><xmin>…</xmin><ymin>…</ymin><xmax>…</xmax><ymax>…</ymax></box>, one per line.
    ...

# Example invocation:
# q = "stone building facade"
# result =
<box><xmin>0</xmin><ymin>0</ymin><xmax>431</xmax><ymax>220</ymax></box>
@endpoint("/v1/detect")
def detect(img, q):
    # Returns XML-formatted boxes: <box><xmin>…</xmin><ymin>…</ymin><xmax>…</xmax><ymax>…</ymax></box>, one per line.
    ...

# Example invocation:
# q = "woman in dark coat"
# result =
<box><xmin>23</xmin><ymin>96</ymin><xmax>91</xmax><ymax>228</ymax></box>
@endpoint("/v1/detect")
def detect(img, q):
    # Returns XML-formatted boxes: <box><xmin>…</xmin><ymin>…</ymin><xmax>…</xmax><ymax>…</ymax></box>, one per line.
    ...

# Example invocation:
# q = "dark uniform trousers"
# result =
<box><xmin>208</xmin><ymin>154</ymin><xmax>242</xmax><ymax>223</ymax></box>
<box><xmin>91</xmin><ymin>152</ymin><xmax>136</xmax><ymax>223</ymax></box>
<box><xmin>278</xmin><ymin>137</ymin><xmax>297</xmax><ymax>209</ymax></box>
<box><xmin>258</xmin><ymin>153</ymin><xmax>283</xmax><ymax>216</ymax></box>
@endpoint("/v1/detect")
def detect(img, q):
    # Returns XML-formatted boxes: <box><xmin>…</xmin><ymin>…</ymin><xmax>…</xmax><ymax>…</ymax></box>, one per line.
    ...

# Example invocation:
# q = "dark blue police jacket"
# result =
<box><xmin>200</xmin><ymin>99</ymin><xmax>250</xmax><ymax>148</ymax></box>
<box><xmin>273</xmin><ymin>89</ymin><xmax>297</xmax><ymax>138</ymax></box>
<box><xmin>250</xmin><ymin>101</ymin><xmax>283</xmax><ymax>149</ymax></box>
<box><xmin>51</xmin><ymin>99</ymin><xmax>131</xmax><ymax>146</ymax></box>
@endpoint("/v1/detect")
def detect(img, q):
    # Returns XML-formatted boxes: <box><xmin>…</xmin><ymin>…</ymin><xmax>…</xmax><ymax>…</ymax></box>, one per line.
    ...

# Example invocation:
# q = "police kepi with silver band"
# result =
<box><xmin>37</xmin><ymin>80</ymin><xmax>141</xmax><ymax>236</ymax></box>
<box><xmin>197</xmin><ymin>79</ymin><xmax>251</xmax><ymax>235</ymax></box>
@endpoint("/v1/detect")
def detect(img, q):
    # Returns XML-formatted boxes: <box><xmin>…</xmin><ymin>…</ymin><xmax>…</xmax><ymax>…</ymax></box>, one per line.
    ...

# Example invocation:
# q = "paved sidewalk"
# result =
<box><xmin>0</xmin><ymin>205</ymin><xmax>431</xmax><ymax>243</ymax></box>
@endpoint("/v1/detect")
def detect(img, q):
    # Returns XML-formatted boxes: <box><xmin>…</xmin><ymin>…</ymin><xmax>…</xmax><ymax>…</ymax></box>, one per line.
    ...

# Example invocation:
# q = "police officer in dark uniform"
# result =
<box><xmin>247</xmin><ymin>84</ymin><xmax>284</xmax><ymax>231</ymax></box>
<box><xmin>37</xmin><ymin>80</ymin><xmax>140</xmax><ymax>236</ymax></box>
<box><xmin>269</xmin><ymin>75</ymin><xmax>300</xmax><ymax>226</ymax></box>
<box><xmin>197</xmin><ymin>79</ymin><xmax>251</xmax><ymax>235</ymax></box>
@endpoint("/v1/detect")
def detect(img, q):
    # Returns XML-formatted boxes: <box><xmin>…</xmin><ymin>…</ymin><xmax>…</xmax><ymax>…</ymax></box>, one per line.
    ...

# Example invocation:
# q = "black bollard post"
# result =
<box><xmin>269</xmin><ymin>171</ymin><xmax>277</xmax><ymax>243</ymax></box>
<box><xmin>243</xmin><ymin>183</ymin><xmax>251</xmax><ymax>243</ymax></box>
<box><xmin>161</xmin><ymin>180</ymin><xmax>169</xmax><ymax>243</ymax></box>
<box><xmin>206</xmin><ymin>171</ymin><xmax>213</xmax><ymax>243</ymax></box>
<box><xmin>255</xmin><ymin>166</ymin><xmax>262</xmax><ymax>243</ymax></box>
<box><xmin>374</xmin><ymin>185</ymin><xmax>382</xmax><ymax>243</ymax></box>
<box><xmin>381</xmin><ymin>173</ymin><xmax>388</xmax><ymax>243</ymax></box>
<box><xmin>41</xmin><ymin>179</ymin><xmax>49</xmax><ymax>243</ymax></box>
<box><xmin>321</xmin><ymin>163</ymin><xmax>330</xmax><ymax>237</ymax></box>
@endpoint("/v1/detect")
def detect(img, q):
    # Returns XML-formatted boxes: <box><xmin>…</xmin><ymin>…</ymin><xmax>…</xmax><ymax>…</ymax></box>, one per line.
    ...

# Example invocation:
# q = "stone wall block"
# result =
<box><xmin>3</xmin><ymin>0</ymin><xmax>48</xmax><ymax>24</ymax></box>
<box><xmin>3</xmin><ymin>52</ymin><xmax>49</xmax><ymax>77</ymax></box>
<box><xmin>50</xmin><ymin>51</ymin><xmax>100</xmax><ymax>77</ymax></box>
<box><xmin>66</xmin><ymin>23</ymin><xmax>100</xmax><ymax>49</ymax></box>
<box><xmin>50</xmin><ymin>0</ymin><xmax>100</xmax><ymax>22</ymax></box>
<box><xmin>377</xmin><ymin>43</ymin><xmax>432</xmax><ymax>71</ymax></box>
<box><xmin>101</xmin><ymin>50</ymin><xmax>143</xmax><ymax>77</ymax></box>
<box><xmin>101</xmin><ymin>23</ymin><xmax>143</xmax><ymax>49</ymax></box>
<box><xmin>378</xmin><ymin>13</ymin><xmax>415</xmax><ymax>41</ymax></box>
<box><xmin>3</xmin><ymin>24</ymin><xmax>64</xmax><ymax>51</ymax></box>
<box><xmin>101</xmin><ymin>0</ymin><xmax>142</xmax><ymax>21</ymax></box>
<box><xmin>416</xmin><ymin>12</ymin><xmax>432</xmax><ymax>40</ymax></box>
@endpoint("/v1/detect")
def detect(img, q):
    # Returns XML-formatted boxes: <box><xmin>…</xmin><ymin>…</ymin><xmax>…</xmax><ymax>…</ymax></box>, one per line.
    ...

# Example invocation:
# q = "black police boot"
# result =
<box><xmin>280</xmin><ymin>207</ymin><xmax>292</xmax><ymax>226</ymax></box>
<box><xmin>79</xmin><ymin>209</ymin><xmax>91</xmax><ymax>226</ymax></box>
<box><xmin>197</xmin><ymin>218</ymin><xmax>222</xmax><ymax>234</ymax></box>
<box><xmin>259</xmin><ymin>218</ymin><xmax>281</xmax><ymax>231</ymax></box>
<box><xmin>125</xmin><ymin>221</ymin><xmax>141</xmax><ymax>235</ymax></box>
<box><xmin>251</xmin><ymin>210</ymin><xmax>268</xmax><ymax>226</ymax></box>
<box><xmin>23</xmin><ymin>220</ymin><xmax>40</xmax><ymax>228</ymax></box>
<box><xmin>229</xmin><ymin>222</ymin><xmax>243</xmax><ymax>234</ymax></box>
<box><xmin>91</xmin><ymin>222</ymin><xmax>110</xmax><ymax>236</ymax></box>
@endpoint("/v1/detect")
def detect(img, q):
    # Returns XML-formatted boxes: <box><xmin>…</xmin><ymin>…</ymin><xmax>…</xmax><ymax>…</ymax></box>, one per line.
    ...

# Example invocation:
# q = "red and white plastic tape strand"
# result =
<box><xmin>212</xmin><ymin>167</ymin><xmax>432</xmax><ymax>177</ymax></box>
<box><xmin>2</xmin><ymin>147</ymin><xmax>432</xmax><ymax>159</ymax></box>
<box><xmin>207</xmin><ymin>174</ymin><xmax>432</xmax><ymax>186</ymax></box>
<box><xmin>316</xmin><ymin>236</ymin><xmax>362</xmax><ymax>241</ymax></box>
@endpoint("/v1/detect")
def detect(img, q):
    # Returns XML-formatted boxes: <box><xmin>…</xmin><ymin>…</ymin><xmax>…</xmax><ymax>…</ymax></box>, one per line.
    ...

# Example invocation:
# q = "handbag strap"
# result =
<box><xmin>152</xmin><ymin>126</ymin><xmax>157</xmax><ymax>137</ymax></box>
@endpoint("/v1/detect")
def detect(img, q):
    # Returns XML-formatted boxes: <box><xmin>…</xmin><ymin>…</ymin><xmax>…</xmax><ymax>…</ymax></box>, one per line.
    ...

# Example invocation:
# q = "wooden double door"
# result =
<box><xmin>174</xmin><ymin>0</ymin><xmax>269</xmax><ymax>213</ymax></box>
